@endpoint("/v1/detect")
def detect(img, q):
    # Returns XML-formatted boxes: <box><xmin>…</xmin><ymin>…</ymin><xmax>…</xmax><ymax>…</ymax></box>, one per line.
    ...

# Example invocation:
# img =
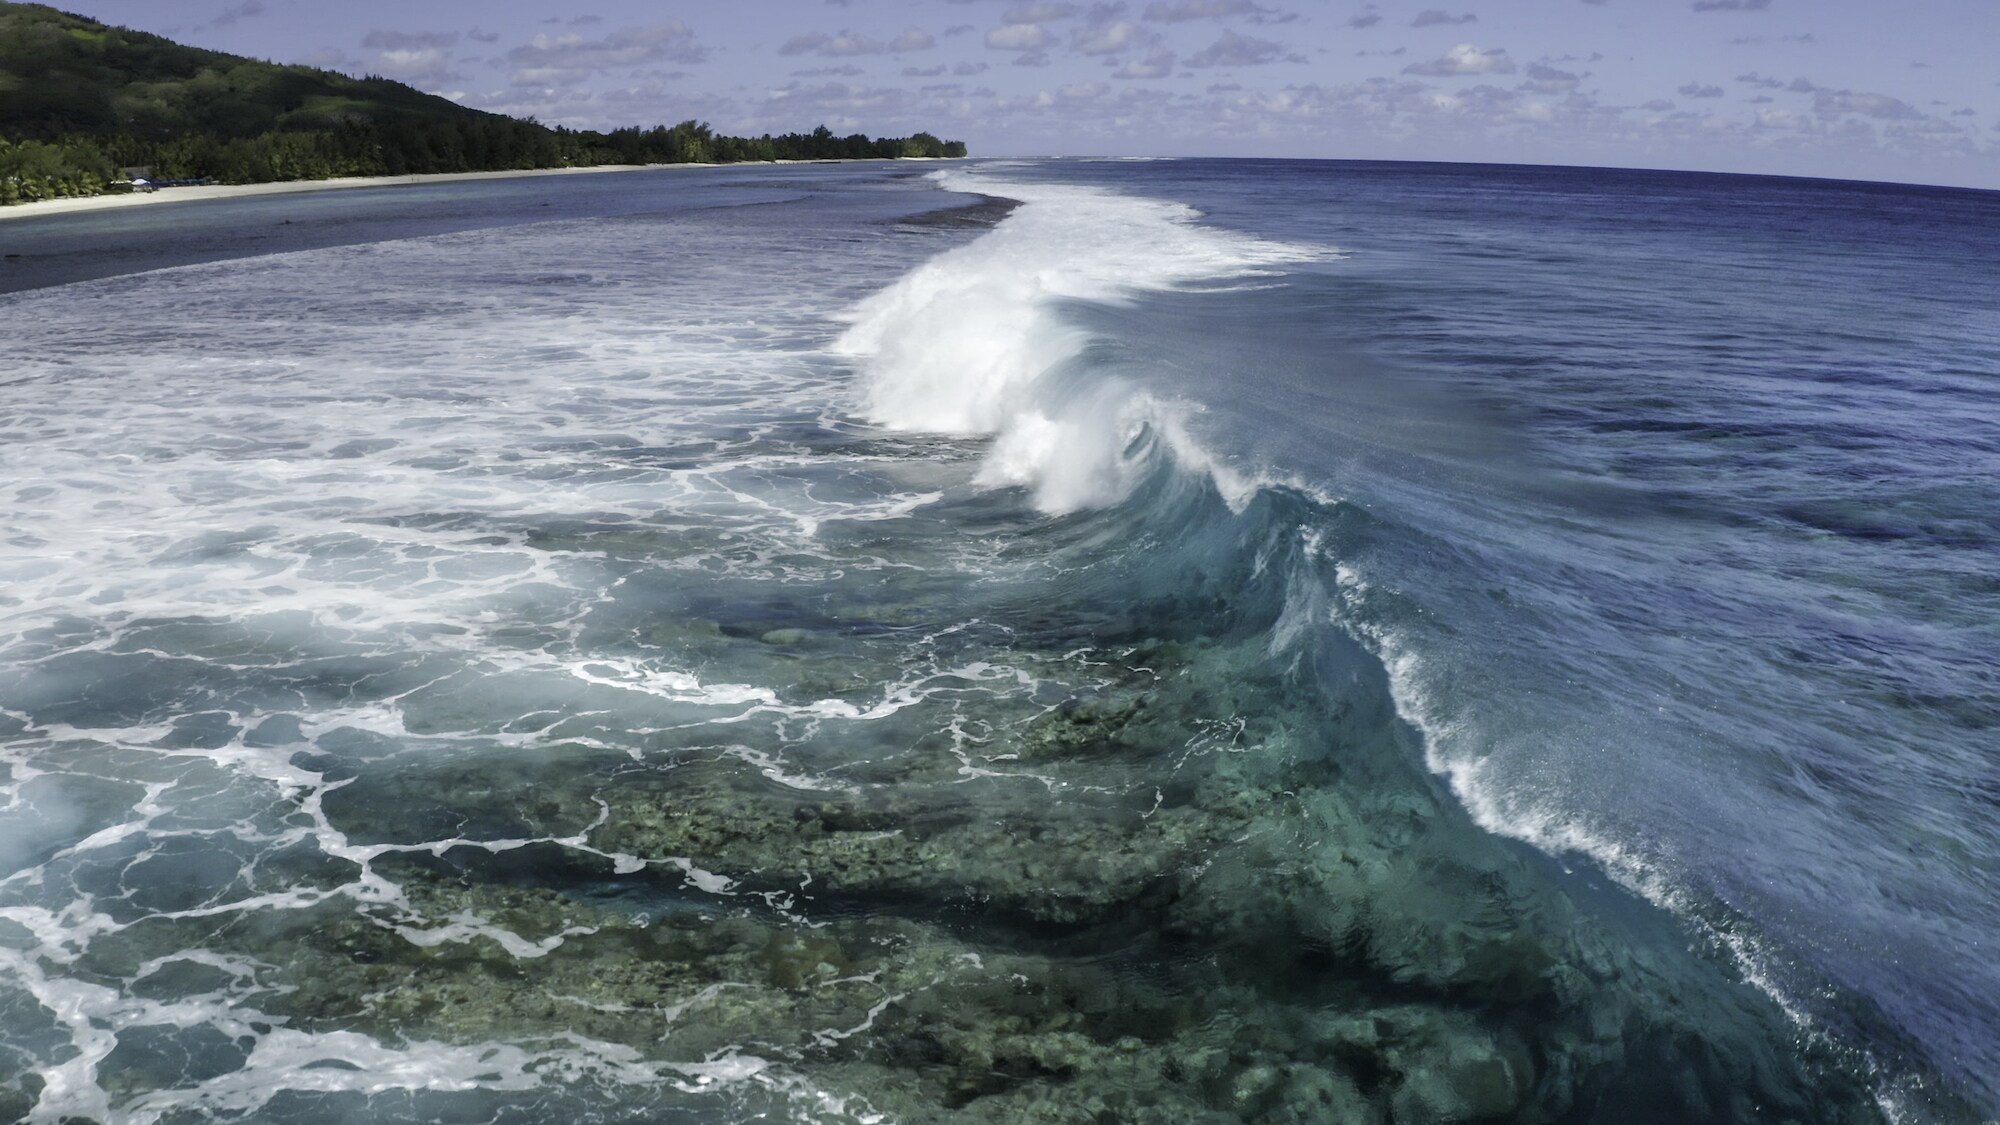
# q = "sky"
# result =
<box><xmin>53</xmin><ymin>0</ymin><xmax>2000</xmax><ymax>188</ymax></box>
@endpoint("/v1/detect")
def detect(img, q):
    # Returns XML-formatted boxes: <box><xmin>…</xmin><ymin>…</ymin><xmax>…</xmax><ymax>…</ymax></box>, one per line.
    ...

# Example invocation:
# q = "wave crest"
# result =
<box><xmin>833</xmin><ymin>169</ymin><xmax>1324</xmax><ymax>513</ymax></box>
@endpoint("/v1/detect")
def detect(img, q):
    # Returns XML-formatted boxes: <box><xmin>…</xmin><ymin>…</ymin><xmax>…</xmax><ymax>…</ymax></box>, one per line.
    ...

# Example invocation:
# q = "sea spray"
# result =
<box><xmin>833</xmin><ymin>170</ymin><xmax>1318</xmax><ymax>513</ymax></box>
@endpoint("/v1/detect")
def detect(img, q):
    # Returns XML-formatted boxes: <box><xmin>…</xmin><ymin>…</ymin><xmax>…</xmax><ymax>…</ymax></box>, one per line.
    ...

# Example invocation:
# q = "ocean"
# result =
<box><xmin>0</xmin><ymin>158</ymin><xmax>1995</xmax><ymax>1123</ymax></box>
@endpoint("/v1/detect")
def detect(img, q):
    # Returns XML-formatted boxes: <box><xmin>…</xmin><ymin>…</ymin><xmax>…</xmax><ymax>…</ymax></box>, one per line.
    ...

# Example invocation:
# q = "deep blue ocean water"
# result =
<box><xmin>0</xmin><ymin>159</ymin><xmax>1995</xmax><ymax>1123</ymax></box>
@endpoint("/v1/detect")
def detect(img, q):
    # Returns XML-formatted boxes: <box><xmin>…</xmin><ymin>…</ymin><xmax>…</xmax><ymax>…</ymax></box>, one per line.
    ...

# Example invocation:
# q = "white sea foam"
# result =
<box><xmin>0</xmin><ymin>209</ymin><xmax>1011</xmax><ymax>1121</ymax></box>
<box><xmin>833</xmin><ymin>169</ymin><xmax>1326</xmax><ymax>514</ymax></box>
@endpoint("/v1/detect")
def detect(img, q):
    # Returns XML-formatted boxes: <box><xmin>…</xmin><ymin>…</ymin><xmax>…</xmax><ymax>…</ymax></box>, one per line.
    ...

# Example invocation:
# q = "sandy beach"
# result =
<box><xmin>0</xmin><ymin>163</ymin><xmax>670</xmax><ymax>222</ymax></box>
<box><xmin>0</xmin><ymin>159</ymin><xmax>947</xmax><ymax>223</ymax></box>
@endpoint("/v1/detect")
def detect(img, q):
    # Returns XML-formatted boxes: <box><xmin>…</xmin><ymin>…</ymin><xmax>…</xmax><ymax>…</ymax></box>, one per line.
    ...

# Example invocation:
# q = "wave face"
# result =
<box><xmin>967</xmin><ymin>158</ymin><xmax>2000</xmax><ymax>1120</ymax></box>
<box><xmin>832</xmin><ymin>170</ymin><xmax>1308</xmax><ymax>513</ymax></box>
<box><xmin>0</xmin><ymin>160</ymin><xmax>1989</xmax><ymax>1123</ymax></box>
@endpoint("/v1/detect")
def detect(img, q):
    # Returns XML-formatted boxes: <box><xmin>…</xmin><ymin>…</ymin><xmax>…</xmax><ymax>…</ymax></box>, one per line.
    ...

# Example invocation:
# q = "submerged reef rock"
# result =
<box><xmin>0</xmin><ymin>442</ymin><xmax>1901</xmax><ymax>1123</ymax></box>
<box><xmin>74</xmin><ymin>619</ymin><xmax>1879</xmax><ymax>1125</ymax></box>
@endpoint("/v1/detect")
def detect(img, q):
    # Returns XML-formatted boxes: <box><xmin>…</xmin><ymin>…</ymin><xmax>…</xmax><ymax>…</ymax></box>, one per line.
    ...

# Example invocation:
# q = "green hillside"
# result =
<box><xmin>0</xmin><ymin>2</ymin><xmax>964</xmax><ymax>205</ymax></box>
<box><xmin>0</xmin><ymin>3</ymin><xmax>498</xmax><ymax>141</ymax></box>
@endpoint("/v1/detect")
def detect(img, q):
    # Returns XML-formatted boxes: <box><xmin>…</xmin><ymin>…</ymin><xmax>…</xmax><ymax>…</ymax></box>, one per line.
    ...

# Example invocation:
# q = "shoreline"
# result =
<box><xmin>0</xmin><ymin>157</ymin><xmax>956</xmax><ymax>295</ymax></box>
<box><xmin>0</xmin><ymin>158</ymin><xmax>950</xmax><ymax>222</ymax></box>
<box><xmin>0</xmin><ymin>161</ymin><xmax>820</xmax><ymax>222</ymax></box>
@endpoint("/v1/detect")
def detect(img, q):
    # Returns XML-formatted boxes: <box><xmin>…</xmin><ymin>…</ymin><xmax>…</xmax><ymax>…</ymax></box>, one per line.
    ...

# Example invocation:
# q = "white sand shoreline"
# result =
<box><xmin>0</xmin><ymin>163</ymin><xmax>705</xmax><ymax>222</ymax></box>
<box><xmin>1</xmin><ymin>158</ymin><xmax>954</xmax><ymax>222</ymax></box>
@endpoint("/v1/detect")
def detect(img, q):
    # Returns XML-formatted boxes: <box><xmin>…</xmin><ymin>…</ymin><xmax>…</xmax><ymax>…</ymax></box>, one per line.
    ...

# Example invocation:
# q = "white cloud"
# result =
<box><xmin>506</xmin><ymin>23</ymin><xmax>707</xmax><ymax>84</ymax></box>
<box><xmin>475</xmin><ymin>76</ymin><xmax>734</xmax><ymax>129</ymax></box>
<box><xmin>1005</xmin><ymin>2</ymin><xmax>1080</xmax><ymax>23</ymax></box>
<box><xmin>1403</xmin><ymin>43</ymin><xmax>1515</xmax><ymax>76</ymax></box>
<box><xmin>1814</xmin><ymin>89</ymin><xmax>1923</xmax><ymax>121</ymax></box>
<box><xmin>1072</xmin><ymin>20</ymin><xmax>1155</xmax><ymax>55</ymax></box>
<box><xmin>363</xmin><ymin>29</ymin><xmax>458</xmax><ymax>51</ymax></box>
<box><xmin>987</xmin><ymin>23</ymin><xmax>1055</xmax><ymax>50</ymax></box>
<box><xmin>372</xmin><ymin>48</ymin><xmax>462</xmax><ymax>85</ymax></box>
<box><xmin>776</xmin><ymin>28</ymin><xmax>936</xmax><ymax>57</ymax></box>
<box><xmin>203</xmin><ymin>0</ymin><xmax>264</xmax><ymax>30</ymax></box>
<box><xmin>1524</xmin><ymin>62</ymin><xmax>1581</xmax><ymax>91</ymax></box>
<box><xmin>1113</xmin><ymin>47</ymin><xmax>1177</xmax><ymax>78</ymax></box>
<box><xmin>1185</xmin><ymin>30</ymin><xmax>1301</xmax><ymax>67</ymax></box>
<box><xmin>1143</xmin><ymin>0</ymin><xmax>1294</xmax><ymax>23</ymax></box>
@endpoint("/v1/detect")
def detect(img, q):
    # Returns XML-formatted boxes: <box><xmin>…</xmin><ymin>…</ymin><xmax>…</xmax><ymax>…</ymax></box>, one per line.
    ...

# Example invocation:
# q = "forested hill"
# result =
<box><xmin>0</xmin><ymin>2</ymin><xmax>496</xmax><ymax>140</ymax></box>
<box><xmin>0</xmin><ymin>2</ymin><xmax>966</xmax><ymax>205</ymax></box>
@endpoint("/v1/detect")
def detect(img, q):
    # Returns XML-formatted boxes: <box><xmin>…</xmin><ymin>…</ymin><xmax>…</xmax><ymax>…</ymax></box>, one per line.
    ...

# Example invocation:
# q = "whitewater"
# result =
<box><xmin>1</xmin><ymin>159</ymin><xmax>1995</xmax><ymax>1123</ymax></box>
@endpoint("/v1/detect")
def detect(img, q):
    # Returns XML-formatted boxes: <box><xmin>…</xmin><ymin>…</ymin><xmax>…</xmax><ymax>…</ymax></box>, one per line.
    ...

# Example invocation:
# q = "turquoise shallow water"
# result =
<box><xmin>0</xmin><ymin>160</ymin><xmax>1994</xmax><ymax>1122</ymax></box>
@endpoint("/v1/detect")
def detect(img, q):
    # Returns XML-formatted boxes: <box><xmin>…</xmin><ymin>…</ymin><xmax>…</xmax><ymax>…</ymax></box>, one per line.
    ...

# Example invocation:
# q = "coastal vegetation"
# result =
<box><xmin>0</xmin><ymin>2</ymin><xmax>965</xmax><ymax>205</ymax></box>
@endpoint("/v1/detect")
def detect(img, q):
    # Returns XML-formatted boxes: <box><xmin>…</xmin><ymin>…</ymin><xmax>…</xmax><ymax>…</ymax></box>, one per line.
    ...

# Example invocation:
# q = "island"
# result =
<box><xmin>0</xmin><ymin>1</ymin><xmax>965</xmax><ymax>206</ymax></box>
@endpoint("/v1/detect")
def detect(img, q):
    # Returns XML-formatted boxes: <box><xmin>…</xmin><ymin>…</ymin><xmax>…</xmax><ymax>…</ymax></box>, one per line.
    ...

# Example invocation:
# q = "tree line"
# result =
<box><xmin>0</xmin><ymin>4</ymin><xmax>965</xmax><ymax>206</ymax></box>
<box><xmin>2</xmin><ymin>119</ymin><xmax>967</xmax><ymax>206</ymax></box>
